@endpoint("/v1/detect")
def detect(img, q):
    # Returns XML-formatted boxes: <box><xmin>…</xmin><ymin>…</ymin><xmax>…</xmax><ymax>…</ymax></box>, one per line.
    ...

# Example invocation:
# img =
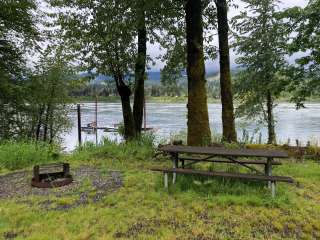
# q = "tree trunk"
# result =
<box><xmin>43</xmin><ymin>104</ymin><xmax>51</xmax><ymax>142</ymax></box>
<box><xmin>115</xmin><ymin>74</ymin><xmax>136</xmax><ymax>140</ymax></box>
<box><xmin>35</xmin><ymin>105</ymin><xmax>45</xmax><ymax>141</ymax></box>
<box><xmin>185</xmin><ymin>0</ymin><xmax>211</xmax><ymax>146</ymax></box>
<box><xmin>49</xmin><ymin>108</ymin><xmax>54</xmax><ymax>144</ymax></box>
<box><xmin>266</xmin><ymin>91</ymin><xmax>276</xmax><ymax>144</ymax></box>
<box><xmin>216</xmin><ymin>0</ymin><xmax>237</xmax><ymax>142</ymax></box>
<box><xmin>133</xmin><ymin>7</ymin><xmax>147</xmax><ymax>134</ymax></box>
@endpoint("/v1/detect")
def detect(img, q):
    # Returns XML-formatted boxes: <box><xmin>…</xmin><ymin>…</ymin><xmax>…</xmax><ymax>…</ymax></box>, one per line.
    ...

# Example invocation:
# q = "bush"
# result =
<box><xmin>0</xmin><ymin>141</ymin><xmax>60</xmax><ymax>171</ymax></box>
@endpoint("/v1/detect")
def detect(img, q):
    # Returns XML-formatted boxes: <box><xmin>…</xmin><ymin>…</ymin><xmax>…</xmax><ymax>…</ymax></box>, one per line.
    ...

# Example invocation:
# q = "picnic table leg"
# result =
<box><xmin>172</xmin><ymin>153</ymin><xmax>178</xmax><ymax>184</ymax></box>
<box><xmin>164</xmin><ymin>172</ymin><xmax>168</xmax><ymax>188</ymax></box>
<box><xmin>265</xmin><ymin>157</ymin><xmax>273</xmax><ymax>188</ymax></box>
<box><xmin>271</xmin><ymin>181</ymin><xmax>276</xmax><ymax>198</ymax></box>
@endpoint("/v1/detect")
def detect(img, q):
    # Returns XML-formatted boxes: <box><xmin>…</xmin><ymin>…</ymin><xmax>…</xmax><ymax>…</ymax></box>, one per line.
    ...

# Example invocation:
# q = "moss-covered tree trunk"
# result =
<box><xmin>216</xmin><ymin>0</ymin><xmax>237</xmax><ymax>142</ymax></box>
<box><xmin>185</xmin><ymin>0</ymin><xmax>211</xmax><ymax>146</ymax></box>
<box><xmin>133</xmin><ymin>7</ymin><xmax>147</xmax><ymax>134</ymax></box>
<box><xmin>115</xmin><ymin>74</ymin><xmax>136</xmax><ymax>140</ymax></box>
<box><xmin>266</xmin><ymin>91</ymin><xmax>276</xmax><ymax>144</ymax></box>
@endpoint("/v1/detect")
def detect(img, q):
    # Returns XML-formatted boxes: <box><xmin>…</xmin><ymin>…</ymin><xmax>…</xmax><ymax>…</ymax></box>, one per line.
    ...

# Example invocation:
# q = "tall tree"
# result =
<box><xmin>214</xmin><ymin>0</ymin><xmax>237</xmax><ymax>142</ymax></box>
<box><xmin>0</xmin><ymin>0</ymin><xmax>38</xmax><ymax>140</ymax></box>
<box><xmin>133</xmin><ymin>0</ymin><xmax>185</xmax><ymax>133</ymax></box>
<box><xmin>28</xmin><ymin>48</ymin><xmax>75</xmax><ymax>143</ymax></box>
<box><xmin>185</xmin><ymin>0</ymin><xmax>211</xmax><ymax>145</ymax></box>
<box><xmin>50</xmin><ymin>0</ymin><xmax>138</xmax><ymax>139</ymax></box>
<box><xmin>133</xmin><ymin>3</ymin><xmax>147</xmax><ymax>134</ymax></box>
<box><xmin>232</xmin><ymin>0</ymin><xmax>289</xmax><ymax>144</ymax></box>
<box><xmin>283</xmin><ymin>0</ymin><xmax>320</xmax><ymax>106</ymax></box>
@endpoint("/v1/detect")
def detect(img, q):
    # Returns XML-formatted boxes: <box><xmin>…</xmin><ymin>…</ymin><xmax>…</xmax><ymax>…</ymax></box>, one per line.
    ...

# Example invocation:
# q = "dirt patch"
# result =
<box><xmin>0</xmin><ymin>166</ymin><xmax>122</xmax><ymax>209</ymax></box>
<box><xmin>113</xmin><ymin>218</ymin><xmax>189</xmax><ymax>239</ymax></box>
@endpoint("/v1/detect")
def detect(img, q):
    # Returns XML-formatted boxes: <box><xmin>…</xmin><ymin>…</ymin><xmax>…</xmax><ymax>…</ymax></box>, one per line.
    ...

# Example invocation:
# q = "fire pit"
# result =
<box><xmin>31</xmin><ymin>163</ymin><xmax>73</xmax><ymax>188</ymax></box>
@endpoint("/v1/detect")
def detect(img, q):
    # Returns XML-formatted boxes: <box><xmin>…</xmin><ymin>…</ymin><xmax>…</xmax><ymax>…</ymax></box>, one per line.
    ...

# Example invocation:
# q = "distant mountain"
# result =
<box><xmin>147</xmin><ymin>70</ymin><xmax>217</xmax><ymax>83</ymax></box>
<box><xmin>86</xmin><ymin>68</ymin><xmax>239</xmax><ymax>85</ymax></box>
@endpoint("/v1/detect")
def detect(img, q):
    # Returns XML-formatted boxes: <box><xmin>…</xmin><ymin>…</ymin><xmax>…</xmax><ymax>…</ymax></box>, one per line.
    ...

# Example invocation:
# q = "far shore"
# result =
<box><xmin>73</xmin><ymin>96</ymin><xmax>320</xmax><ymax>104</ymax></box>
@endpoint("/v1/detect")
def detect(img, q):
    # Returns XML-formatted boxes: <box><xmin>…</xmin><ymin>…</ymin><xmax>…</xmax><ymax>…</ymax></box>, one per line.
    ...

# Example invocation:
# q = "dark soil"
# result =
<box><xmin>0</xmin><ymin>165</ymin><xmax>122</xmax><ymax>210</ymax></box>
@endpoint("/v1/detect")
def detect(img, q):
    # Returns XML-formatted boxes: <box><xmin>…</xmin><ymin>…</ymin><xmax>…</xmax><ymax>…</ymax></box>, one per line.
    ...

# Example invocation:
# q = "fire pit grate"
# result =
<box><xmin>31</xmin><ymin>163</ymin><xmax>73</xmax><ymax>188</ymax></box>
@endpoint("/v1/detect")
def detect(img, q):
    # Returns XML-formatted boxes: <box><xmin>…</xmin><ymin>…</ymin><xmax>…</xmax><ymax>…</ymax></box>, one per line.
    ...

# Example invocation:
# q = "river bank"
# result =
<box><xmin>73</xmin><ymin>96</ymin><xmax>320</xmax><ymax>104</ymax></box>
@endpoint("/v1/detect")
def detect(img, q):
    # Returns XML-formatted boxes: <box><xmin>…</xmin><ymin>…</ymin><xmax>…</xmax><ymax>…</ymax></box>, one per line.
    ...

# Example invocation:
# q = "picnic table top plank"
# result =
<box><xmin>159</xmin><ymin>145</ymin><xmax>289</xmax><ymax>158</ymax></box>
<box><xmin>179</xmin><ymin>156</ymin><xmax>282</xmax><ymax>165</ymax></box>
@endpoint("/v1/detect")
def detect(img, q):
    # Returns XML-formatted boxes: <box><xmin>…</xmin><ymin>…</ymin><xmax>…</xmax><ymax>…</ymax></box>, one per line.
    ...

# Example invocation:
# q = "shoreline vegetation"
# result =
<box><xmin>73</xmin><ymin>96</ymin><xmax>320</xmax><ymax>104</ymax></box>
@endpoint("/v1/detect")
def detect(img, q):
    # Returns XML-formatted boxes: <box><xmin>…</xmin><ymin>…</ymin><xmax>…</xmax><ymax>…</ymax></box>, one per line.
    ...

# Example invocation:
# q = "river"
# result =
<box><xmin>62</xmin><ymin>102</ymin><xmax>320</xmax><ymax>151</ymax></box>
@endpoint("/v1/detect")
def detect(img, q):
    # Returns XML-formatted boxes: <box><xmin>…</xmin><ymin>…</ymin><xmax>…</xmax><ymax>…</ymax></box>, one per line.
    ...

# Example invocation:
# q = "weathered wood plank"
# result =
<box><xmin>159</xmin><ymin>145</ymin><xmax>288</xmax><ymax>158</ymax></box>
<box><xmin>179</xmin><ymin>157</ymin><xmax>282</xmax><ymax>165</ymax></box>
<box><xmin>151</xmin><ymin>168</ymin><xmax>294</xmax><ymax>183</ymax></box>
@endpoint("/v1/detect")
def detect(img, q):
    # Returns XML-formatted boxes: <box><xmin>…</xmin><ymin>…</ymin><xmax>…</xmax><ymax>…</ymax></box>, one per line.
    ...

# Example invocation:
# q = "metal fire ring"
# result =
<box><xmin>31</xmin><ymin>163</ymin><xmax>73</xmax><ymax>188</ymax></box>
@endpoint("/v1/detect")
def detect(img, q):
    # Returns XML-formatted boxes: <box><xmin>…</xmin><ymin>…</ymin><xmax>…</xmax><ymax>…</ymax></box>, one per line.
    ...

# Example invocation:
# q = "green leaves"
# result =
<box><xmin>282</xmin><ymin>0</ymin><xmax>320</xmax><ymax>103</ymax></box>
<box><xmin>232</xmin><ymin>0</ymin><xmax>288</xmax><ymax>123</ymax></box>
<box><xmin>0</xmin><ymin>0</ymin><xmax>40</xmax><ymax>140</ymax></box>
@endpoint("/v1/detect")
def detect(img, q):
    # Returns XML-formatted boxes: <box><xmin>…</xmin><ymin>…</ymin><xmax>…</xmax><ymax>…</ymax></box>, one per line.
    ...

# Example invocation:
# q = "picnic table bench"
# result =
<box><xmin>152</xmin><ymin>145</ymin><xmax>294</xmax><ymax>197</ymax></box>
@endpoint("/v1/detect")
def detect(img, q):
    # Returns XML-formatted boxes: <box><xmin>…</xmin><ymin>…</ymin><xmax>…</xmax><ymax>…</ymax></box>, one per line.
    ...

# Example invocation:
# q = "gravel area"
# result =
<box><xmin>0</xmin><ymin>165</ymin><xmax>122</xmax><ymax>209</ymax></box>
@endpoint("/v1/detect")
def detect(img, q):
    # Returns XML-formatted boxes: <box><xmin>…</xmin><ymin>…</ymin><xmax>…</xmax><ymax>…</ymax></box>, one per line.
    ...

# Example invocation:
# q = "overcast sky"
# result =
<box><xmin>150</xmin><ymin>0</ymin><xmax>308</xmax><ymax>71</ymax></box>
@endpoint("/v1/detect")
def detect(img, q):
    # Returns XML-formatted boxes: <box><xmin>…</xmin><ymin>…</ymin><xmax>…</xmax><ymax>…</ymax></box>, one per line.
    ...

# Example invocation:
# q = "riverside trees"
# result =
<box><xmin>48</xmin><ymin>0</ymin><xmax>242</xmax><ymax>144</ymax></box>
<box><xmin>0</xmin><ymin>0</ymin><xmax>38</xmax><ymax>139</ymax></box>
<box><xmin>161</xmin><ymin>0</ymin><xmax>238</xmax><ymax>145</ymax></box>
<box><xmin>283</xmin><ymin>0</ymin><xmax>320</xmax><ymax>106</ymax></box>
<box><xmin>51</xmin><ymin>0</ymin><xmax>214</xmax><ymax>144</ymax></box>
<box><xmin>0</xmin><ymin>1</ymin><xmax>78</xmax><ymax>142</ymax></box>
<box><xmin>232</xmin><ymin>0</ymin><xmax>289</xmax><ymax>144</ymax></box>
<box><xmin>3</xmin><ymin>0</ymin><xmax>317</xmax><ymax>146</ymax></box>
<box><xmin>50</xmin><ymin>0</ymin><xmax>182</xmax><ymax>139</ymax></box>
<box><xmin>50</xmin><ymin>0</ymin><xmax>139</xmax><ymax>139</ymax></box>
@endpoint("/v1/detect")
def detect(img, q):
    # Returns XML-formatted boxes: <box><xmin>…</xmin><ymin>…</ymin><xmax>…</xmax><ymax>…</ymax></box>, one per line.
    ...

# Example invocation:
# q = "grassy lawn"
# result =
<box><xmin>0</xmin><ymin>140</ymin><xmax>320</xmax><ymax>239</ymax></box>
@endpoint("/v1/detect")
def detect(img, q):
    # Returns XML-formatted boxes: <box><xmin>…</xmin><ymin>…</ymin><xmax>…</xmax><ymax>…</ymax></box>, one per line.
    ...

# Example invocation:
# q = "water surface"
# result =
<box><xmin>62</xmin><ymin>102</ymin><xmax>320</xmax><ymax>151</ymax></box>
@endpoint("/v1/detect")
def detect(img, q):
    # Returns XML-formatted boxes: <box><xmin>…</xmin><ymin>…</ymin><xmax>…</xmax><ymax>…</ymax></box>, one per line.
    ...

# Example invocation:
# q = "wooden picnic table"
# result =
<box><xmin>153</xmin><ymin>145</ymin><xmax>293</xmax><ymax>197</ymax></box>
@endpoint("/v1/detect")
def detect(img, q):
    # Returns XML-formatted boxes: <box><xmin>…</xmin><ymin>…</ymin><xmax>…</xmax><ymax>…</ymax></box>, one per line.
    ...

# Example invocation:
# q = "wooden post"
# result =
<box><xmin>164</xmin><ymin>172</ymin><xmax>168</xmax><ymax>188</ymax></box>
<box><xmin>77</xmin><ymin>104</ymin><xmax>82</xmax><ymax>148</ymax></box>
<box><xmin>143</xmin><ymin>96</ymin><xmax>146</xmax><ymax>130</ymax></box>
<box><xmin>95</xmin><ymin>95</ymin><xmax>98</xmax><ymax>128</ymax></box>
<box><xmin>266</xmin><ymin>157</ymin><xmax>272</xmax><ymax>188</ymax></box>
<box><xmin>172</xmin><ymin>153</ymin><xmax>178</xmax><ymax>184</ymax></box>
<box><xmin>95</xmin><ymin>95</ymin><xmax>98</xmax><ymax>145</ymax></box>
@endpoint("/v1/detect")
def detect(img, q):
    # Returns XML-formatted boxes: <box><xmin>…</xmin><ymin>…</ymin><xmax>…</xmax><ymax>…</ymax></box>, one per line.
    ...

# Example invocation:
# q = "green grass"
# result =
<box><xmin>0</xmin><ymin>139</ymin><xmax>320</xmax><ymax>239</ymax></box>
<box><xmin>0</xmin><ymin>141</ymin><xmax>60</xmax><ymax>172</ymax></box>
